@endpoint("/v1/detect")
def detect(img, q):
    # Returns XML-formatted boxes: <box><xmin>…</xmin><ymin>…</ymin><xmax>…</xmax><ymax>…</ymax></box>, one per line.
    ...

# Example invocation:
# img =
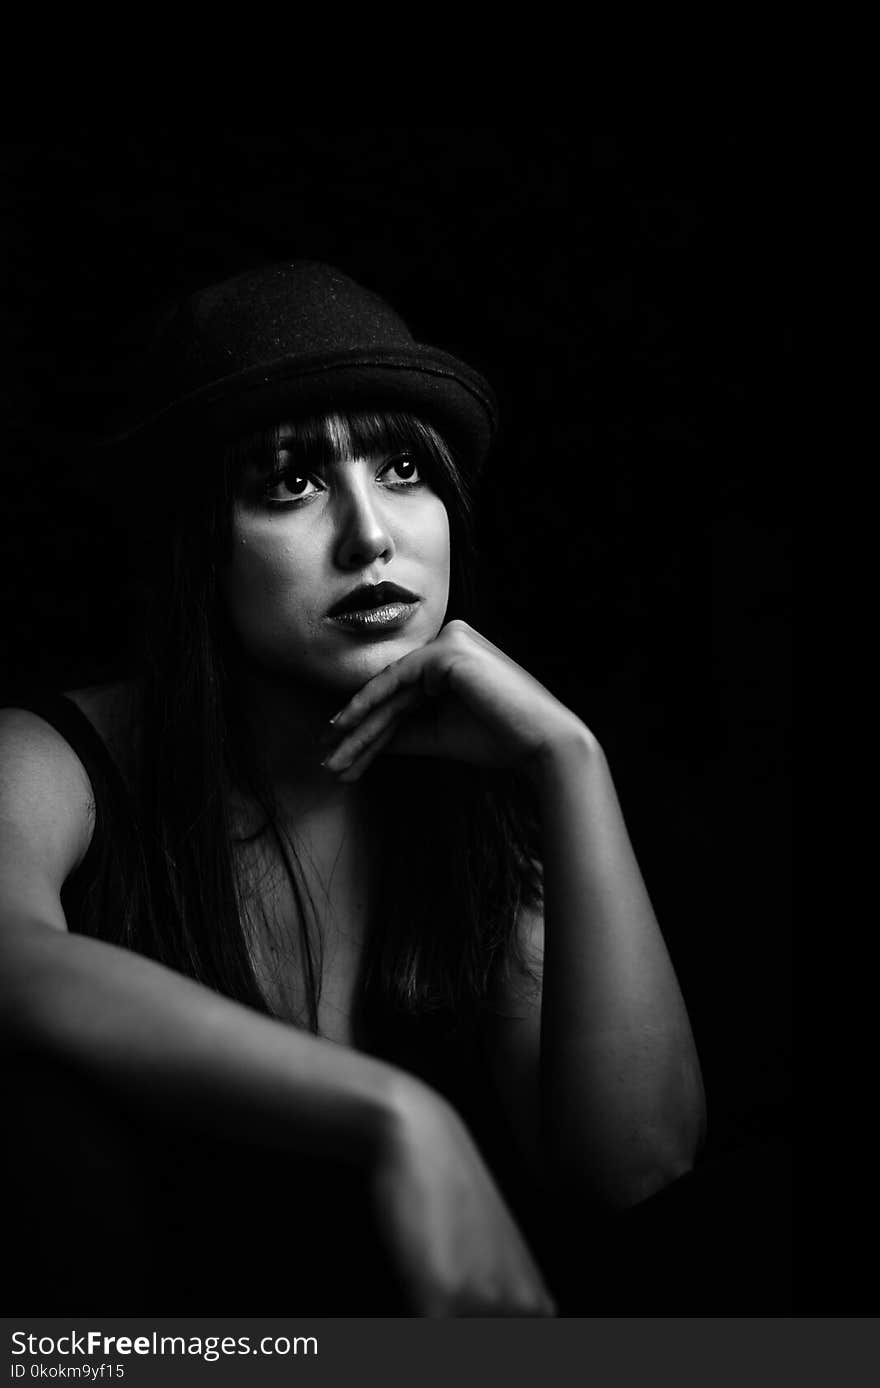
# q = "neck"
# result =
<box><xmin>224</xmin><ymin>666</ymin><xmax>385</xmax><ymax>923</ymax></box>
<box><xmin>228</xmin><ymin>664</ymin><xmax>361</xmax><ymax>825</ymax></box>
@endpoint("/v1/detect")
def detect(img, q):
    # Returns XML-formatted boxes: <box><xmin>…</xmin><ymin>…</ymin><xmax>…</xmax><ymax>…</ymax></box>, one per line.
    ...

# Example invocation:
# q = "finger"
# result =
<box><xmin>336</xmin><ymin>720</ymin><xmax>402</xmax><ymax>782</ymax></box>
<box><xmin>322</xmin><ymin>685</ymin><xmax>422</xmax><ymax>772</ymax></box>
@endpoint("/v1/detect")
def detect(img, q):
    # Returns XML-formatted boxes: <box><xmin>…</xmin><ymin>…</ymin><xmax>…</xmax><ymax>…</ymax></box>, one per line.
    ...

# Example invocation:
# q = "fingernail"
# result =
<box><xmin>322</xmin><ymin>749</ymin><xmax>350</xmax><ymax>773</ymax></box>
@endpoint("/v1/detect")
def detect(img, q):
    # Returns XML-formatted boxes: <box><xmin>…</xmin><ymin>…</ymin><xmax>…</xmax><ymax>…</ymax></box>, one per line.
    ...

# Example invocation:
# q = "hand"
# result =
<box><xmin>373</xmin><ymin>1080</ymin><xmax>556</xmax><ymax>1317</ymax></box>
<box><xmin>322</xmin><ymin>620</ymin><xmax>589</xmax><ymax>783</ymax></box>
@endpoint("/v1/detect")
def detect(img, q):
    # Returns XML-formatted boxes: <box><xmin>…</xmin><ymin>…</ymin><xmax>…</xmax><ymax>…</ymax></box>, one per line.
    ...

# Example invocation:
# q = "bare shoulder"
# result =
<box><xmin>0</xmin><ymin>709</ymin><xmax>95</xmax><ymax>914</ymax></box>
<box><xmin>0</xmin><ymin>681</ymin><xmax>138</xmax><ymax>907</ymax></box>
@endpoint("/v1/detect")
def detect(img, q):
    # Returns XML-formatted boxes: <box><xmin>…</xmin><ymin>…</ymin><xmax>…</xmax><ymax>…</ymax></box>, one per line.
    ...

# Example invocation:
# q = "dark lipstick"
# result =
<box><xmin>326</xmin><ymin>582</ymin><xmax>421</xmax><ymax>635</ymax></box>
<box><xmin>328</xmin><ymin>582</ymin><xmax>419</xmax><ymax>617</ymax></box>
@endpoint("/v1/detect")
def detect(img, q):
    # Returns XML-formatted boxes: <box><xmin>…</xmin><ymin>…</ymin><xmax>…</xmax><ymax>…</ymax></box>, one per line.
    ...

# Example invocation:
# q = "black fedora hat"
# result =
<box><xmin>106</xmin><ymin>261</ymin><xmax>498</xmax><ymax>473</ymax></box>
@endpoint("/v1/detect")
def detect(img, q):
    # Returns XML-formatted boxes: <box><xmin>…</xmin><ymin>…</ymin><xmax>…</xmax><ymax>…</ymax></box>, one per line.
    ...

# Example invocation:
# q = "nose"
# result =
<box><xmin>333</xmin><ymin>480</ymin><xmax>395</xmax><ymax>571</ymax></box>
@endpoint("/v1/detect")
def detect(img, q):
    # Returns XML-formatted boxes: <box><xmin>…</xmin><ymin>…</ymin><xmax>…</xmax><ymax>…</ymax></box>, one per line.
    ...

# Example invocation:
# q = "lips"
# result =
<box><xmin>327</xmin><ymin>581</ymin><xmax>419</xmax><ymax>618</ymax></box>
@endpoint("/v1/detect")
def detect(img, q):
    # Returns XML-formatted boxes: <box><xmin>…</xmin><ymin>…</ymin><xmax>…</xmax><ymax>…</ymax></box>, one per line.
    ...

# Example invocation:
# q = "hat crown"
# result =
<box><xmin>108</xmin><ymin>259</ymin><xmax>497</xmax><ymax>473</ymax></box>
<box><xmin>165</xmin><ymin>261</ymin><xmax>416</xmax><ymax>390</ymax></box>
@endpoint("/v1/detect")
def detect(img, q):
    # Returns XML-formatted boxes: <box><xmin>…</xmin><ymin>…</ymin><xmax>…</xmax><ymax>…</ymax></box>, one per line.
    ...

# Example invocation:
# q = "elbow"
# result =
<box><xmin>542</xmin><ymin>1051</ymin><xmax>709</xmax><ymax>1211</ymax></box>
<box><xmin>593</xmin><ymin>1071</ymin><xmax>708</xmax><ymax>1212</ymax></box>
<box><xmin>618</xmin><ymin>1133</ymin><xmax>700</xmax><ymax>1209</ymax></box>
<box><xmin>588</xmin><ymin>1130</ymin><xmax>700</xmax><ymax>1213</ymax></box>
<box><xmin>551</xmin><ymin>1119</ymin><xmax>704</xmax><ymax>1213</ymax></box>
<box><xmin>610</xmin><ymin>1088</ymin><xmax>708</xmax><ymax>1211</ymax></box>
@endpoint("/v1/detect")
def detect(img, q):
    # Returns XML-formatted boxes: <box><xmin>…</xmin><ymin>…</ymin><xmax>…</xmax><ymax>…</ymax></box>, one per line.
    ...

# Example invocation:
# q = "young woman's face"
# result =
<box><xmin>221</xmin><ymin>423</ymin><xmax>451</xmax><ymax>696</ymax></box>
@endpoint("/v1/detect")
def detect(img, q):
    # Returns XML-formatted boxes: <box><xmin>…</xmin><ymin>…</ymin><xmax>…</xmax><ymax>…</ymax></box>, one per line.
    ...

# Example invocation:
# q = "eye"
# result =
<box><xmin>263</xmin><ymin>470</ymin><xmax>323</xmax><ymax>505</ymax></box>
<box><xmin>381</xmin><ymin>453</ymin><xmax>422</xmax><ymax>487</ymax></box>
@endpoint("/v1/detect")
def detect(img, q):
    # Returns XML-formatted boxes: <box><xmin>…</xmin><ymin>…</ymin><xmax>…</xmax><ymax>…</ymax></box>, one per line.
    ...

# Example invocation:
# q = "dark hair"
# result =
<box><xmin>112</xmin><ymin>410</ymin><xmax>541</xmax><ymax>1047</ymax></box>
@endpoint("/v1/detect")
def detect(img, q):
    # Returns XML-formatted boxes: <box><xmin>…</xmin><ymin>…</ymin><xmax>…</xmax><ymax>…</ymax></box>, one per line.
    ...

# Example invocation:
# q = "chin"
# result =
<box><xmin>261</xmin><ymin>636</ymin><xmax>423</xmax><ymax>699</ymax></box>
<box><xmin>321</xmin><ymin>633</ymin><xmax>430</xmax><ymax>688</ymax></box>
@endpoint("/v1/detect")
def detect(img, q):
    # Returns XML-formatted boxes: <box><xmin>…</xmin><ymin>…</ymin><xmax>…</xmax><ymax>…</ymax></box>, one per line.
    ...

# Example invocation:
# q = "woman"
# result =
<box><xmin>0</xmin><ymin>261</ymin><xmax>705</xmax><ymax>1315</ymax></box>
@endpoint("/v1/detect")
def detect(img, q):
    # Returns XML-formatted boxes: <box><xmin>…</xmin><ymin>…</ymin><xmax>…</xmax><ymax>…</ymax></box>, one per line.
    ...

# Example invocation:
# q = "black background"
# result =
<box><xmin>0</xmin><ymin>129</ymin><xmax>789</xmax><ymax>1192</ymax></box>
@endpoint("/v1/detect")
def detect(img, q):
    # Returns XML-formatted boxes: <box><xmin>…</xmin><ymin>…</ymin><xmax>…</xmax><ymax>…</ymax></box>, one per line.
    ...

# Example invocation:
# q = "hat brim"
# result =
<box><xmin>103</xmin><ymin>346</ymin><xmax>497</xmax><ymax>474</ymax></box>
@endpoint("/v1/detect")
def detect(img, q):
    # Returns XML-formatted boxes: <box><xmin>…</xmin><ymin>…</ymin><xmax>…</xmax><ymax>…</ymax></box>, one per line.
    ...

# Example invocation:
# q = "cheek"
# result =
<box><xmin>421</xmin><ymin>502</ymin><xmax>451</xmax><ymax>588</ymax></box>
<box><xmin>404</xmin><ymin>502</ymin><xmax>451</xmax><ymax>640</ymax></box>
<box><xmin>223</xmin><ymin>525</ymin><xmax>312</xmax><ymax>638</ymax></box>
<box><xmin>435</xmin><ymin>514</ymin><xmax>453</xmax><ymax>613</ymax></box>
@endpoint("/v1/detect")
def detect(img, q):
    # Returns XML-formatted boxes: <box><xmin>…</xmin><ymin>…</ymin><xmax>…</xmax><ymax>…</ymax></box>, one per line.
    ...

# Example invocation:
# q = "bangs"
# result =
<box><xmin>227</xmin><ymin>410</ymin><xmax>469</xmax><ymax>501</ymax></box>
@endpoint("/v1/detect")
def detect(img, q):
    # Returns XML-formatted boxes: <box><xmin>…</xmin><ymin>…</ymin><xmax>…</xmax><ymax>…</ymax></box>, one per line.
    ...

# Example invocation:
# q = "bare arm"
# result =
<box><xmin>535</xmin><ymin>731</ymin><xmax>706</xmax><ymax>1207</ymax></box>
<box><xmin>486</xmin><ymin>730</ymin><xmax>706</xmax><ymax>1210</ymax></box>
<box><xmin>321</xmin><ymin>622</ymin><xmax>707</xmax><ymax>1211</ymax></box>
<box><xmin>0</xmin><ymin>709</ymin><xmax>554</xmax><ymax>1315</ymax></box>
<box><xmin>0</xmin><ymin>711</ymin><xmax>404</xmax><ymax>1161</ymax></box>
